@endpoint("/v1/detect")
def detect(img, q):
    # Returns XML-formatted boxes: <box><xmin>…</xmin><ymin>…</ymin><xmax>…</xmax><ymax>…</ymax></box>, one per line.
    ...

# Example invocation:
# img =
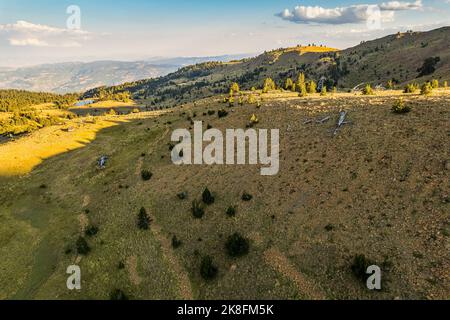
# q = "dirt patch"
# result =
<box><xmin>126</xmin><ymin>255</ymin><xmax>142</xmax><ymax>286</ymax></box>
<box><xmin>152</xmin><ymin>223</ymin><xmax>193</xmax><ymax>300</ymax></box>
<box><xmin>264</xmin><ymin>247</ymin><xmax>325</xmax><ymax>300</ymax></box>
<box><xmin>78</xmin><ymin>213</ymin><xmax>89</xmax><ymax>234</ymax></box>
<box><xmin>82</xmin><ymin>195</ymin><xmax>91</xmax><ymax>208</ymax></box>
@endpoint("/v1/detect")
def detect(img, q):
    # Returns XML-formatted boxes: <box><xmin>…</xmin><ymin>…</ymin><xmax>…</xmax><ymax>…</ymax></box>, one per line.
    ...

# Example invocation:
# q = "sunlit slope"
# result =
<box><xmin>0</xmin><ymin>90</ymin><xmax>448</xmax><ymax>300</ymax></box>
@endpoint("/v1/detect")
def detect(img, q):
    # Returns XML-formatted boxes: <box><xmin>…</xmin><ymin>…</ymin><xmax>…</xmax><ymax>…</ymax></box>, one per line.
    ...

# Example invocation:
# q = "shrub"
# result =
<box><xmin>226</xmin><ymin>206</ymin><xmax>236</xmax><ymax>217</ymax></box>
<box><xmin>403</xmin><ymin>83</ymin><xmax>417</xmax><ymax>93</ymax></box>
<box><xmin>307</xmin><ymin>81</ymin><xmax>317</xmax><ymax>94</ymax></box>
<box><xmin>137</xmin><ymin>207</ymin><xmax>151</xmax><ymax>230</ymax></box>
<box><xmin>76</xmin><ymin>236</ymin><xmax>90</xmax><ymax>255</ymax></box>
<box><xmin>262</xmin><ymin>78</ymin><xmax>276</xmax><ymax>93</ymax></box>
<box><xmin>230</xmin><ymin>82</ymin><xmax>240</xmax><ymax>93</ymax></box>
<box><xmin>202</xmin><ymin>187</ymin><xmax>215</xmax><ymax>205</ymax></box>
<box><xmin>298</xmin><ymin>83</ymin><xmax>307</xmax><ymax>97</ymax></box>
<box><xmin>207</xmin><ymin>110</ymin><xmax>215</xmax><ymax>116</ymax></box>
<box><xmin>218</xmin><ymin>109</ymin><xmax>228</xmax><ymax>118</ymax></box>
<box><xmin>241</xmin><ymin>192</ymin><xmax>253</xmax><ymax>201</ymax></box>
<box><xmin>192</xmin><ymin>200</ymin><xmax>205</xmax><ymax>219</ymax></box>
<box><xmin>392</xmin><ymin>98</ymin><xmax>411</xmax><ymax>114</ymax></box>
<box><xmin>351</xmin><ymin>254</ymin><xmax>376</xmax><ymax>283</ymax></box>
<box><xmin>172</xmin><ymin>235</ymin><xmax>182</xmax><ymax>249</ymax></box>
<box><xmin>444</xmin><ymin>81</ymin><xmax>448</xmax><ymax>88</ymax></box>
<box><xmin>177</xmin><ymin>191</ymin><xmax>187</xmax><ymax>200</ymax></box>
<box><xmin>431</xmin><ymin>79</ymin><xmax>439</xmax><ymax>89</ymax></box>
<box><xmin>362</xmin><ymin>84</ymin><xmax>374</xmax><ymax>95</ymax></box>
<box><xmin>421</xmin><ymin>82</ymin><xmax>433</xmax><ymax>95</ymax></box>
<box><xmin>225</xmin><ymin>233</ymin><xmax>250</xmax><ymax>257</ymax></box>
<box><xmin>200</xmin><ymin>256</ymin><xmax>218</xmax><ymax>280</ymax></box>
<box><xmin>320</xmin><ymin>86</ymin><xmax>327</xmax><ymax>96</ymax></box>
<box><xmin>141</xmin><ymin>169</ymin><xmax>153</xmax><ymax>181</ymax></box>
<box><xmin>85</xmin><ymin>225</ymin><xmax>99</xmax><ymax>237</ymax></box>
<box><xmin>247</xmin><ymin>94</ymin><xmax>257</xmax><ymax>104</ymax></box>
<box><xmin>387</xmin><ymin>80</ymin><xmax>394</xmax><ymax>90</ymax></box>
<box><xmin>110</xmin><ymin>289</ymin><xmax>129</xmax><ymax>300</ymax></box>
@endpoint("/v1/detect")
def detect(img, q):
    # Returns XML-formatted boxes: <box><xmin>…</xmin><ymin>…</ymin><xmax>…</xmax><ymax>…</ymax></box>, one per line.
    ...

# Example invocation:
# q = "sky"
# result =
<box><xmin>0</xmin><ymin>0</ymin><xmax>449</xmax><ymax>67</ymax></box>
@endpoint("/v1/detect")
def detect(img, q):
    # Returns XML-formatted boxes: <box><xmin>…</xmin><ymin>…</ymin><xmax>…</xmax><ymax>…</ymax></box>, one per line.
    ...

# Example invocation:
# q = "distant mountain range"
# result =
<box><xmin>0</xmin><ymin>54</ymin><xmax>252</xmax><ymax>93</ymax></box>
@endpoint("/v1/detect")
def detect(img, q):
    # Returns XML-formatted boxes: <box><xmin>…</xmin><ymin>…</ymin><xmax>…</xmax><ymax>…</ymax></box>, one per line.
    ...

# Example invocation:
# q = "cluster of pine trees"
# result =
<box><xmin>0</xmin><ymin>111</ymin><xmax>76</xmax><ymax>135</ymax></box>
<box><xmin>0</xmin><ymin>89</ymin><xmax>79</xmax><ymax>112</ymax></box>
<box><xmin>92</xmin><ymin>88</ymin><xmax>132</xmax><ymax>103</ymax></box>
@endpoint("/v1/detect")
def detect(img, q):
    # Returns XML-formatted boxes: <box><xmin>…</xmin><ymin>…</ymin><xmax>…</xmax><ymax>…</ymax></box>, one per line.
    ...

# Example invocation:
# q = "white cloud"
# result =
<box><xmin>379</xmin><ymin>0</ymin><xmax>422</xmax><ymax>11</ymax></box>
<box><xmin>0</xmin><ymin>20</ymin><xmax>92</xmax><ymax>47</ymax></box>
<box><xmin>276</xmin><ymin>1</ymin><xmax>422</xmax><ymax>25</ymax></box>
<box><xmin>9</xmin><ymin>38</ymin><xmax>49</xmax><ymax>47</ymax></box>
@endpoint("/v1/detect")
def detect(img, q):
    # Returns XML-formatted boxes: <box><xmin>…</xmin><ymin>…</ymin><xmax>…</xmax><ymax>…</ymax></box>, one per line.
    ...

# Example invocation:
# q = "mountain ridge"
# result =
<box><xmin>81</xmin><ymin>27</ymin><xmax>450</xmax><ymax>108</ymax></box>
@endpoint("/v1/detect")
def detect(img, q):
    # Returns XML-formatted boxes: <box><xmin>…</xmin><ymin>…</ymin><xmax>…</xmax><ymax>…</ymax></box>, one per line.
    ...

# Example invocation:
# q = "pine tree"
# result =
<box><xmin>262</xmin><ymin>78</ymin><xmax>276</xmax><ymax>93</ymax></box>
<box><xmin>387</xmin><ymin>80</ymin><xmax>394</xmax><ymax>90</ymax></box>
<box><xmin>137</xmin><ymin>207</ymin><xmax>151</xmax><ymax>230</ymax></box>
<box><xmin>202</xmin><ymin>187</ymin><xmax>215</xmax><ymax>205</ymax></box>
<box><xmin>431</xmin><ymin>79</ymin><xmax>439</xmax><ymax>89</ymax></box>
<box><xmin>296</xmin><ymin>73</ymin><xmax>306</xmax><ymax>91</ymax></box>
<box><xmin>230</xmin><ymin>82</ymin><xmax>240</xmax><ymax>94</ymax></box>
<box><xmin>421</xmin><ymin>82</ymin><xmax>433</xmax><ymax>95</ymax></box>
<box><xmin>285</xmin><ymin>78</ymin><xmax>294</xmax><ymax>91</ymax></box>
<box><xmin>307</xmin><ymin>81</ymin><xmax>317</xmax><ymax>94</ymax></box>
<box><xmin>362</xmin><ymin>84</ymin><xmax>374</xmax><ymax>95</ymax></box>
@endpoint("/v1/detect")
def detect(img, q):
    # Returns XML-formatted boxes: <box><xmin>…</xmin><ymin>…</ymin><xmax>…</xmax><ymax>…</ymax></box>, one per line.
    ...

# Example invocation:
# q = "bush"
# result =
<box><xmin>192</xmin><ymin>200</ymin><xmax>205</xmax><ymax>219</ymax></box>
<box><xmin>225</xmin><ymin>233</ymin><xmax>250</xmax><ymax>257</ymax></box>
<box><xmin>110</xmin><ymin>289</ymin><xmax>129</xmax><ymax>300</ymax></box>
<box><xmin>177</xmin><ymin>192</ymin><xmax>187</xmax><ymax>200</ymax></box>
<box><xmin>202</xmin><ymin>187</ymin><xmax>215</xmax><ymax>205</ymax></box>
<box><xmin>172</xmin><ymin>235</ymin><xmax>182</xmax><ymax>249</ymax></box>
<box><xmin>141</xmin><ymin>169</ymin><xmax>153</xmax><ymax>181</ymax></box>
<box><xmin>431</xmin><ymin>79</ymin><xmax>439</xmax><ymax>89</ymax></box>
<box><xmin>320</xmin><ymin>86</ymin><xmax>327</xmax><ymax>96</ymax></box>
<box><xmin>392</xmin><ymin>98</ymin><xmax>411</xmax><ymax>114</ymax></box>
<box><xmin>226</xmin><ymin>206</ymin><xmax>236</xmax><ymax>217</ymax></box>
<box><xmin>76</xmin><ymin>236</ymin><xmax>90</xmax><ymax>255</ymax></box>
<box><xmin>307</xmin><ymin>81</ymin><xmax>317</xmax><ymax>94</ymax></box>
<box><xmin>218</xmin><ymin>109</ymin><xmax>228</xmax><ymax>118</ymax></box>
<box><xmin>403</xmin><ymin>83</ymin><xmax>418</xmax><ymax>93</ymax></box>
<box><xmin>351</xmin><ymin>254</ymin><xmax>376</xmax><ymax>283</ymax></box>
<box><xmin>200</xmin><ymin>256</ymin><xmax>218</xmax><ymax>280</ymax></box>
<box><xmin>241</xmin><ymin>192</ymin><xmax>253</xmax><ymax>201</ymax></box>
<box><xmin>421</xmin><ymin>82</ymin><xmax>433</xmax><ymax>95</ymax></box>
<box><xmin>362</xmin><ymin>84</ymin><xmax>374</xmax><ymax>95</ymax></box>
<box><xmin>85</xmin><ymin>225</ymin><xmax>99</xmax><ymax>237</ymax></box>
<box><xmin>137</xmin><ymin>207</ymin><xmax>151</xmax><ymax>230</ymax></box>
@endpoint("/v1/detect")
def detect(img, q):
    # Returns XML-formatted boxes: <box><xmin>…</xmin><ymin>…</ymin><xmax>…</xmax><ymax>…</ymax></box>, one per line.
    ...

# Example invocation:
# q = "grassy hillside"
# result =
<box><xmin>0</xmin><ymin>89</ymin><xmax>448</xmax><ymax>300</ymax></box>
<box><xmin>82</xmin><ymin>27</ymin><xmax>450</xmax><ymax>109</ymax></box>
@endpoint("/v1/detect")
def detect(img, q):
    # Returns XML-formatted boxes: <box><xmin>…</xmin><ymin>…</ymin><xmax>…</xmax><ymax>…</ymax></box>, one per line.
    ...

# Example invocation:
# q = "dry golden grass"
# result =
<box><xmin>0</xmin><ymin>111</ymin><xmax>166</xmax><ymax>176</ymax></box>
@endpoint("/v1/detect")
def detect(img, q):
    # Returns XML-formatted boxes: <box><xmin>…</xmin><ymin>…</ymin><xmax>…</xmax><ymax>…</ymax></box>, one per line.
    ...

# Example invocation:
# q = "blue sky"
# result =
<box><xmin>0</xmin><ymin>0</ymin><xmax>449</xmax><ymax>67</ymax></box>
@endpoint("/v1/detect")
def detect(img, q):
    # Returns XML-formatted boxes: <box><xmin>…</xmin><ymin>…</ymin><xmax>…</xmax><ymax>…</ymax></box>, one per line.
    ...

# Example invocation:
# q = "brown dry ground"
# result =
<box><xmin>0</xmin><ymin>90</ymin><xmax>448</xmax><ymax>300</ymax></box>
